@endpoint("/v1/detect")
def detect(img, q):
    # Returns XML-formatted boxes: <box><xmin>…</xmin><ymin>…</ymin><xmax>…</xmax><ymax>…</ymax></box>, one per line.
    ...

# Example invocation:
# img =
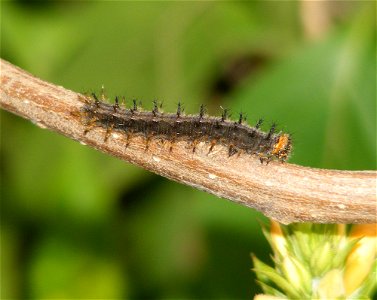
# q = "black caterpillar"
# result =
<box><xmin>80</xmin><ymin>93</ymin><xmax>292</xmax><ymax>163</ymax></box>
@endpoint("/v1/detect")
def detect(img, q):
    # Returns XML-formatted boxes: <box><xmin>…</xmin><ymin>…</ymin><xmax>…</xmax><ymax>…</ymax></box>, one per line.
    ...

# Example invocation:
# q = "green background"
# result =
<box><xmin>1</xmin><ymin>1</ymin><xmax>375</xmax><ymax>299</ymax></box>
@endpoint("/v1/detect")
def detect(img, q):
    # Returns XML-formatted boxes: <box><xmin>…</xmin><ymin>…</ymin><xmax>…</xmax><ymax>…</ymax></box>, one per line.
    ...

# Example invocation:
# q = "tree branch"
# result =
<box><xmin>1</xmin><ymin>58</ymin><xmax>376</xmax><ymax>224</ymax></box>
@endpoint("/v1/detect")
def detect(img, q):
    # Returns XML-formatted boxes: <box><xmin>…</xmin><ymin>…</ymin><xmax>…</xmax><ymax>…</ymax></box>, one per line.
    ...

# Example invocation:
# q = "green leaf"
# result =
<box><xmin>256</xmin><ymin>280</ymin><xmax>287</xmax><ymax>298</ymax></box>
<box><xmin>256</xmin><ymin>269</ymin><xmax>302</xmax><ymax>299</ymax></box>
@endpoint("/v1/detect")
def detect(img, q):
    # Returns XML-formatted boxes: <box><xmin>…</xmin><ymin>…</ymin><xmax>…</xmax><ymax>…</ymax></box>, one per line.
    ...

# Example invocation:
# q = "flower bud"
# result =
<box><xmin>344</xmin><ymin>224</ymin><xmax>377</xmax><ymax>295</ymax></box>
<box><xmin>270</xmin><ymin>220</ymin><xmax>287</xmax><ymax>257</ymax></box>
<box><xmin>316</xmin><ymin>269</ymin><xmax>344</xmax><ymax>299</ymax></box>
<box><xmin>282</xmin><ymin>256</ymin><xmax>311</xmax><ymax>294</ymax></box>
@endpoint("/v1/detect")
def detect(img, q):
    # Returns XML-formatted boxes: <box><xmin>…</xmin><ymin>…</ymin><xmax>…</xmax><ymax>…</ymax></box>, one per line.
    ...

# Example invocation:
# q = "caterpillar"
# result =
<box><xmin>80</xmin><ymin>92</ymin><xmax>292</xmax><ymax>164</ymax></box>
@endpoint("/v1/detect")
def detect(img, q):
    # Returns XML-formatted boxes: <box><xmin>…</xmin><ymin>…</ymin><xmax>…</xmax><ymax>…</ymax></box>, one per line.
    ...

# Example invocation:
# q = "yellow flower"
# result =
<box><xmin>343</xmin><ymin>224</ymin><xmax>377</xmax><ymax>296</ymax></box>
<box><xmin>270</xmin><ymin>220</ymin><xmax>287</xmax><ymax>257</ymax></box>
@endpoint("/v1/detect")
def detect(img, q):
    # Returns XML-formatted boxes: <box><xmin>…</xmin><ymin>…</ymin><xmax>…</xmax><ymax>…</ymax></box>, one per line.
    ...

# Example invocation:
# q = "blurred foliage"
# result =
<box><xmin>1</xmin><ymin>1</ymin><xmax>375</xmax><ymax>299</ymax></box>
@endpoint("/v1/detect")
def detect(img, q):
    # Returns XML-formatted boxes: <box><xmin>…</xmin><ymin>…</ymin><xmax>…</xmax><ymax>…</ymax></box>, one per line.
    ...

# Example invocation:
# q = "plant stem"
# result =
<box><xmin>1</xmin><ymin>59</ymin><xmax>376</xmax><ymax>224</ymax></box>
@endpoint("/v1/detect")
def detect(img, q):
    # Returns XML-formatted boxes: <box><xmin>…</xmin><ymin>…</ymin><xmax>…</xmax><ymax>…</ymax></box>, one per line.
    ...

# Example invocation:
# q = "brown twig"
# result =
<box><xmin>1</xmin><ymin>59</ymin><xmax>376</xmax><ymax>224</ymax></box>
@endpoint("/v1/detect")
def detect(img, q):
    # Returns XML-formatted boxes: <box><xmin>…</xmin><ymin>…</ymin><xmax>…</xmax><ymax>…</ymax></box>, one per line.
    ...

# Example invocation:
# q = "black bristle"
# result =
<box><xmin>131</xmin><ymin>99</ymin><xmax>137</xmax><ymax>113</ymax></box>
<box><xmin>266</xmin><ymin>123</ymin><xmax>276</xmax><ymax>139</ymax></box>
<box><xmin>221</xmin><ymin>107</ymin><xmax>229</xmax><ymax>122</ymax></box>
<box><xmin>238</xmin><ymin>112</ymin><xmax>246</xmax><ymax>125</ymax></box>
<box><xmin>199</xmin><ymin>104</ymin><xmax>206</xmax><ymax>120</ymax></box>
<box><xmin>255</xmin><ymin>118</ymin><xmax>263</xmax><ymax>129</ymax></box>
<box><xmin>152</xmin><ymin>100</ymin><xmax>159</xmax><ymax>117</ymax></box>
<box><xmin>113</xmin><ymin>96</ymin><xmax>119</xmax><ymax>111</ymax></box>
<box><xmin>92</xmin><ymin>92</ymin><xmax>100</xmax><ymax>107</ymax></box>
<box><xmin>176</xmin><ymin>102</ymin><xmax>182</xmax><ymax>118</ymax></box>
